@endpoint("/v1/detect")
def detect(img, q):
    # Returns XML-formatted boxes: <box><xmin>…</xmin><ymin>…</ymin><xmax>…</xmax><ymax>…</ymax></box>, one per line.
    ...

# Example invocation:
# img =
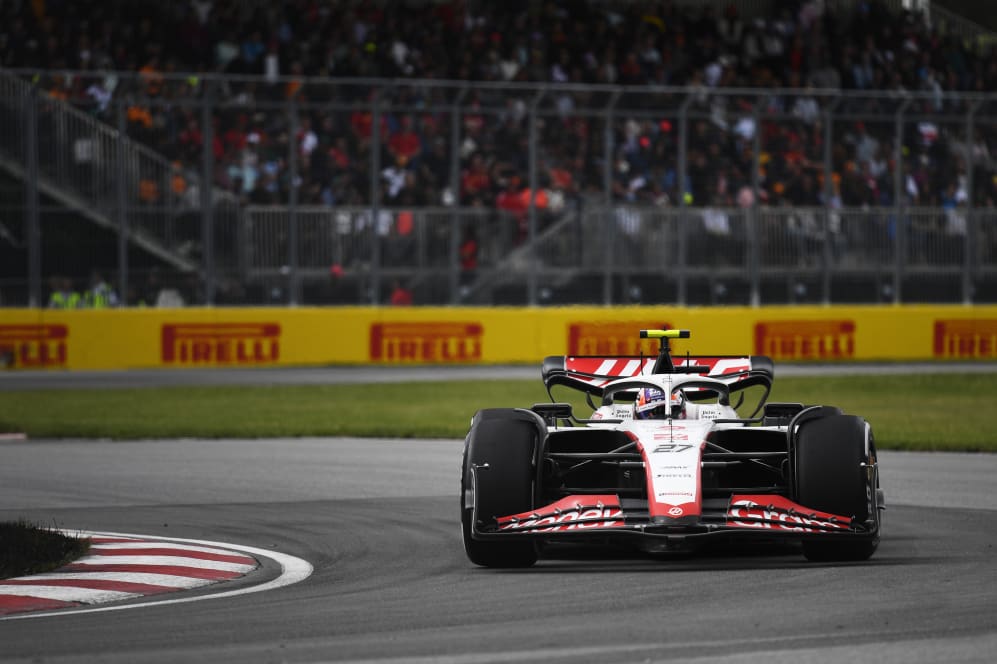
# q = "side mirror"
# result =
<box><xmin>531</xmin><ymin>402</ymin><xmax>573</xmax><ymax>426</ymax></box>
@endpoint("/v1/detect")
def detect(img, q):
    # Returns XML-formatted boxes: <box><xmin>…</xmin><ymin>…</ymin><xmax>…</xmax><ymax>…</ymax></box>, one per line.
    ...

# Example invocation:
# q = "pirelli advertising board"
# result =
<box><xmin>1</xmin><ymin>305</ymin><xmax>996</xmax><ymax>370</ymax></box>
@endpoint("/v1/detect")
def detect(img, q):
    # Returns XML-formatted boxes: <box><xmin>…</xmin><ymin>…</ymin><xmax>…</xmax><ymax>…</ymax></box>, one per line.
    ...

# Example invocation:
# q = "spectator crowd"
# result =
<box><xmin>3</xmin><ymin>0</ymin><xmax>997</xmax><ymax>218</ymax></box>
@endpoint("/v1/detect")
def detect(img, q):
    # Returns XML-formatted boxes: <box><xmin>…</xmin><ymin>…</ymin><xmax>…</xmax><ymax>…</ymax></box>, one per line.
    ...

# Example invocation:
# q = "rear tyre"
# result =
<box><xmin>795</xmin><ymin>414</ymin><xmax>879</xmax><ymax>562</ymax></box>
<box><xmin>460</xmin><ymin>409</ymin><xmax>540</xmax><ymax>568</ymax></box>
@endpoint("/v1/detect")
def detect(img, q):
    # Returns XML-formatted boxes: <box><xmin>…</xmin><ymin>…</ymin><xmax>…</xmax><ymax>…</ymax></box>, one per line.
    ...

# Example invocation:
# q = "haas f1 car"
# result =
<box><xmin>461</xmin><ymin>329</ymin><xmax>884</xmax><ymax>567</ymax></box>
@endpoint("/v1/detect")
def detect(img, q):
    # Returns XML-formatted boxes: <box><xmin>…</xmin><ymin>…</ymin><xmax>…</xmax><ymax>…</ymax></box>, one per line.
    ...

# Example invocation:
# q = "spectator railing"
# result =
<box><xmin>526</xmin><ymin>205</ymin><xmax>990</xmax><ymax>306</ymax></box>
<box><xmin>234</xmin><ymin>203</ymin><xmax>993</xmax><ymax>306</ymax></box>
<box><xmin>243</xmin><ymin>205</ymin><xmax>525</xmax><ymax>305</ymax></box>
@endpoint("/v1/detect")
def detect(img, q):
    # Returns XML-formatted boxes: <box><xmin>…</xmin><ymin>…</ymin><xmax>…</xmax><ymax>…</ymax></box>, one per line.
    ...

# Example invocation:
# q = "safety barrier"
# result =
<box><xmin>2</xmin><ymin>305</ymin><xmax>996</xmax><ymax>371</ymax></box>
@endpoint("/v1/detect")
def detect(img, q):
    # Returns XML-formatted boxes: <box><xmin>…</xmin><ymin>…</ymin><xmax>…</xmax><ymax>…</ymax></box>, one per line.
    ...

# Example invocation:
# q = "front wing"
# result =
<box><xmin>470</xmin><ymin>492</ymin><xmax>879</xmax><ymax>545</ymax></box>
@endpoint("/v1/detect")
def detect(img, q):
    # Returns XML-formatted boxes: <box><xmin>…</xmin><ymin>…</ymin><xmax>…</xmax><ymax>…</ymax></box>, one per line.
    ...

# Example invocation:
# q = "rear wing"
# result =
<box><xmin>542</xmin><ymin>354</ymin><xmax>774</xmax><ymax>396</ymax></box>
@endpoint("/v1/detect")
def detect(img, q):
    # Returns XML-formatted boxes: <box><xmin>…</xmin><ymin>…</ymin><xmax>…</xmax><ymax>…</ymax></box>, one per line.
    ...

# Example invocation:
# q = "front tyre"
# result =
<box><xmin>461</xmin><ymin>409</ymin><xmax>540</xmax><ymax>568</ymax></box>
<box><xmin>795</xmin><ymin>414</ymin><xmax>879</xmax><ymax>562</ymax></box>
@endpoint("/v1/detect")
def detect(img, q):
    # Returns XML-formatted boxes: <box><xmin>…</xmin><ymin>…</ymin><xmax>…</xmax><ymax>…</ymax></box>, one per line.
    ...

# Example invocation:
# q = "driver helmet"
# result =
<box><xmin>635</xmin><ymin>387</ymin><xmax>685</xmax><ymax>419</ymax></box>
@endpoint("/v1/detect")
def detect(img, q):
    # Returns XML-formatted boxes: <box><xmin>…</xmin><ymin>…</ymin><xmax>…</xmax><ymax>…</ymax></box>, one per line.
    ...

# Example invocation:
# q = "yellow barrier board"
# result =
<box><xmin>1</xmin><ymin>305</ymin><xmax>997</xmax><ymax>370</ymax></box>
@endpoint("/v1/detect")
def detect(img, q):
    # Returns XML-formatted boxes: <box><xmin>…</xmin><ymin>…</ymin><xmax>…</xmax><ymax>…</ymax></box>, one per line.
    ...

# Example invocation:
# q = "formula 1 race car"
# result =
<box><xmin>460</xmin><ymin>329</ymin><xmax>884</xmax><ymax>567</ymax></box>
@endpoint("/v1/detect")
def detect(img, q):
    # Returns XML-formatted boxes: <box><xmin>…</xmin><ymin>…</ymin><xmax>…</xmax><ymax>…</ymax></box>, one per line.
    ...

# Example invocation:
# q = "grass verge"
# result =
<box><xmin>0</xmin><ymin>373</ymin><xmax>994</xmax><ymax>451</ymax></box>
<box><xmin>0</xmin><ymin>520</ymin><xmax>90</xmax><ymax>580</ymax></box>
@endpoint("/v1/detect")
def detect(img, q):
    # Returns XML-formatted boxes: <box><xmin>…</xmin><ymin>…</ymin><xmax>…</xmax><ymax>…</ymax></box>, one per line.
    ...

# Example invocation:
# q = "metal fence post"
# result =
<box><xmin>287</xmin><ymin>98</ymin><xmax>300</xmax><ymax>305</ymax></box>
<box><xmin>748</xmin><ymin>98</ymin><xmax>762</xmax><ymax>307</ymax></box>
<box><xmin>200</xmin><ymin>82</ymin><xmax>215</xmax><ymax>305</ymax></box>
<box><xmin>963</xmin><ymin>98</ymin><xmax>982</xmax><ymax>304</ymax></box>
<box><xmin>24</xmin><ymin>84</ymin><xmax>41</xmax><ymax>308</ymax></box>
<box><xmin>821</xmin><ymin>96</ymin><xmax>841</xmax><ymax>305</ymax></box>
<box><xmin>526</xmin><ymin>88</ymin><xmax>546</xmax><ymax>306</ymax></box>
<box><xmin>448</xmin><ymin>87</ymin><xmax>467</xmax><ymax>304</ymax></box>
<box><xmin>116</xmin><ymin>100</ymin><xmax>129</xmax><ymax>306</ymax></box>
<box><xmin>677</xmin><ymin>94</ymin><xmax>693</xmax><ymax>306</ymax></box>
<box><xmin>893</xmin><ymin>96</ymin><xmax>911</xmax><ymax>304</ymax></box>
<box><xmin>369</xmin><ymin>88</ymin><xmax>382</xmax><ymax>305</ymax></box>
<box><xmin>601</xmin><ymin>90</ymin><xmax>620</xmax><ymax>306</ymax></box>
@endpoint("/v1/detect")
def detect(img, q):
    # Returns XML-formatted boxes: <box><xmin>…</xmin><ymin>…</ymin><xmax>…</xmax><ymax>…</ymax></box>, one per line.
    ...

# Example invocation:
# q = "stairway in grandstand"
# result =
<box><xmin>0</xmin><ymin>71</ymin><xmax>208</xmax><ymax>272</ymax></box>
<box><xmin>458</xmin><ymin>207</ymin><xmax>588</xmax><ymax>305</ymax></box>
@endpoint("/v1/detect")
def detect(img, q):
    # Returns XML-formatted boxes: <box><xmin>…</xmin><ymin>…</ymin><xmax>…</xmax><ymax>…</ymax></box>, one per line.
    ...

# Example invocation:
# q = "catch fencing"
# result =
<box><xmin>1</xmin><ymin>69</ymin><xmax>997</xmax><ymax>306</ymax></box>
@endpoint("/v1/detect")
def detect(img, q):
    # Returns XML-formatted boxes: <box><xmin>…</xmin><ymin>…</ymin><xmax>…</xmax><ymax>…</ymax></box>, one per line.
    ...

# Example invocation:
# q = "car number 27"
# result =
<box><xmin>653</xmin><ymin>444</ymin><xmax>694</xmax><ymax>453</ymax></box>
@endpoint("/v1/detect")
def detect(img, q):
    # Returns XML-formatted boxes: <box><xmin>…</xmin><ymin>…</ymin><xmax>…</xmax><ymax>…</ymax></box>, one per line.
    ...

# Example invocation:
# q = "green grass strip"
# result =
<box><xmin>0</xmin><ymin>373</ymin><xmax>994</xmax><ymax>451</ymax></box>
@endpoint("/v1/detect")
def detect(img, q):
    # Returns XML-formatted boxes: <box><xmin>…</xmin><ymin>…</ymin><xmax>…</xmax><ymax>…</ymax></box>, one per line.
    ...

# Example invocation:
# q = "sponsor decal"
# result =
<box><xmin>369</xmin><ymin>322</ymin><xmax>482</xmax><ymax>362</ymax></box>
<box><xmin>497</xmin><ymin>496</ymin><xmax>624</xmax><ymax>533</ymax></box>
<box><xmin>653</xmin><ymin>435</ymin><xmax>691</xmax><ymax>444</ymax></box>
<box><xmin>933</xmin><ymin>319</ymin><xmax>997</xmax><ymax>358</ymax></box>
<box><xmin>698</xmin><ymin>405</ymin><xmax>724</xmax><ymax>419</ymax></box>
<box><xmin>754</xmin><ymin>320</ymin><xmax>855</xmax><ymax>360</ymax></box>
<box><xmin>161</xmin><ymin>323</ymin><xmax>280</xmax><ymax>365</ymax></box>
<box><xmin>0</xmin><ymin>324</ymin><xmax>68</xmax><ymax>368</ymax></box>
<box><xmin>727</xmin><ymin>495</ymin><xmax>849</xmax><ymax>532</ymax></box>
<box><xmin>568</xmin><ymin>321</ymin><xmax>670</xmax><ymax>356</ymax></box>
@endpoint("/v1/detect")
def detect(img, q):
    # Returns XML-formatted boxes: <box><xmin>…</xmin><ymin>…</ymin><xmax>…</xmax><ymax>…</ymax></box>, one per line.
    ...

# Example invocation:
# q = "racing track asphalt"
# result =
<box><xmin>1</xmin><ymin>360</ymin><xmax>996</xmax><ymax>391</ymax></box>
<box><xmin>0</xmin><ymin>435</ymin><xmax>995</xmax><ymax>663</ymax></box>
<box><xmin>0</xmin><ymin>364</ymin><xmax>995</xmax><ymax>663</ymax></box>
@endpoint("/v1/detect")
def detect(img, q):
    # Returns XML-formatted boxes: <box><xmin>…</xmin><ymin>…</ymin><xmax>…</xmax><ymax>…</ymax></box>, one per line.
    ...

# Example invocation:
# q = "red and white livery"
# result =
<box><xmin>461</xmin><ymin>328</ymin><xmax>884</xmax><ymax>567</ymax></box>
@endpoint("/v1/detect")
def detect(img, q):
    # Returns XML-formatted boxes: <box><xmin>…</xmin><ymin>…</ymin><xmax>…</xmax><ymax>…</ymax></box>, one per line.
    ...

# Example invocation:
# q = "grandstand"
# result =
<box><xmin>1</xmin><ymin>0</ymin><xmax>996</xmax><ymax>307</ymax></box>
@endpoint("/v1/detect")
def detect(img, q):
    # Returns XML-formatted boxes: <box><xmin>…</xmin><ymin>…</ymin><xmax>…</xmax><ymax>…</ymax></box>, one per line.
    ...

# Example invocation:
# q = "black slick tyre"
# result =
<box><xmin>460</xmin><ymin>409</ymin><xmax>540</xmax><ymax>568</ymax></box>
<box><xmin>795</xmin><ymin>414</ymin><xmax>879</xmax><ymax>562</ymax></box>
